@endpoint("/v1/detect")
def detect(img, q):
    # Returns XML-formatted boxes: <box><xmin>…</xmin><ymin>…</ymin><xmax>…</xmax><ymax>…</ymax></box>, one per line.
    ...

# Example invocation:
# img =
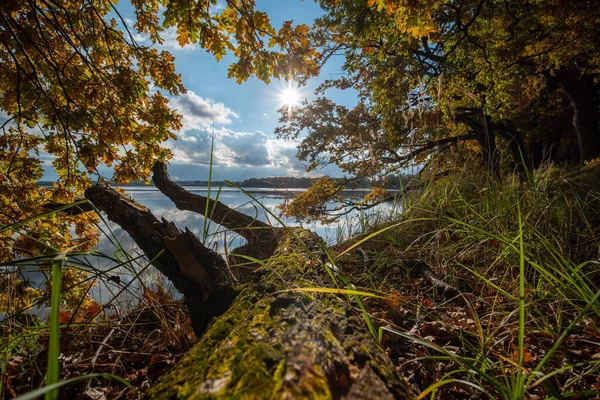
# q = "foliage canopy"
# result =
<box><xmin>277</xmin><ymin>0</ymin><xmax>600</xmax><ymax>220</ymax></box>
<box><xmin>0</xmin><ymin>0</ymin><xmax>319</xmax><ymax>259</ymax></box>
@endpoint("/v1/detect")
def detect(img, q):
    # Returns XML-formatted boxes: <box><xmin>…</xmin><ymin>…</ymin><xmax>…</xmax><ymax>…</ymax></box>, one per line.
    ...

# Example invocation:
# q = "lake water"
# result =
<box><xmin>87</xmin><ymin>186</ymin><xmax>402</xmax><ymax>303</ymax></box>
<box><xmin>95</xmin><ymin>186</ymin><xmax>402</xmax><ymax>255</ymax></box>
<box><xmin>16</xmin><ymin>187</ymin><xmax>402</xmax><ymax>313</ymax></box>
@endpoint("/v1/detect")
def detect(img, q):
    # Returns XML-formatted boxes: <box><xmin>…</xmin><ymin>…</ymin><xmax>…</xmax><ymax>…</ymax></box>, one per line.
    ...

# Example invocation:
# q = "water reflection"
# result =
<box><xmin>16</xmin><ymin>187</ymin><xmax>402</xmax><ymax>316</ymax></box>
<box><xmin>97</xmin><ymin>187</ymin><xmax>401</xmax><ymax>254</ymax></box>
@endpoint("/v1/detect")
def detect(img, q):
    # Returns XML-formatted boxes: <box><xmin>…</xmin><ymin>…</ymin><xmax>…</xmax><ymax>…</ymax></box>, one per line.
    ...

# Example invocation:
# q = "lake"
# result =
<box><xmin>95</xmin><ymin>186</ymin><xmax>402</xmax><ymax>255</ymax></box>
<box><xmin>21</xmin><ymin>186</ymin><xmax>402</xmax><ymax>312</ymax></box>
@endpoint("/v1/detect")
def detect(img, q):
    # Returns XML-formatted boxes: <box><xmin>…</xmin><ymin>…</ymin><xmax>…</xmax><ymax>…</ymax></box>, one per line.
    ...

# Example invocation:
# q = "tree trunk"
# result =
<box><xmin>147</xmin><ymin>229</ymin><xmax>413</xmax><ymax>399</ymax></box>
<box><xmin>554</xmin><ymin>69</ymin><xmax>600</xmax><ymax>162</ymax></box>
<box><xmin>84</xmin><ymin>183</ymin><xmax>237</xmax><ymax>335</ymax></box>
<box><xmin>480</xmin><ymin>114</ymin><xmax>500</xmax><ymax>176</ymax></box>
<box><xmin>493</xmin><ymin>120</ymin><xmax>530</xmax><ymax>177</ymax></box>
<box><xmin>84</xmin><ymin>163</ymin><xmax>414</xmax><ymax>399</ymax></box>
<box><xmin>456</xmin><ymin>111</ymin><xmax>500</xmax><ymax>176</ymax></box>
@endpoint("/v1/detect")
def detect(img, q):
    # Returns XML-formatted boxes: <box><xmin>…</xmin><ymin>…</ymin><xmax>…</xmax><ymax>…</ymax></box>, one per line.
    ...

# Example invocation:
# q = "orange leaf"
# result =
<box><xmin>83</xmin><ymin>301</ymin><xmax>102</xmax><ymax>319</ymax></box>
<box><xmin>489</xmin><ymin>239</ymin><xmax>501</xmax><ymax>248</ymax></box>
<box><xmin>384</xmin><ymin>290</ymin><xmax>402</xmax><ymax>308</ymax></box>
<box><xmin>512</xmin><ymin>344</ymin><xmax>534</xmax><ymax>364</ymax></box>
<box><xmin>415</xmin><ymin>348</ymin><xmax>427</xmax><ymax>358</ymax></box>
<box><xmin>58</xmin><ymin>311</ymin><xmax>72</xmax><ymax>325</ymax></box>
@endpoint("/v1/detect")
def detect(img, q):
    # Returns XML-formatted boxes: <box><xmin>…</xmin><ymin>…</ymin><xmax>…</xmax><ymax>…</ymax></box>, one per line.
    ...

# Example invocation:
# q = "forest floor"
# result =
<box><xmin>3</xmin><ymin>163</ymin><xmax>600</xmax><ymax>399</ymax></box>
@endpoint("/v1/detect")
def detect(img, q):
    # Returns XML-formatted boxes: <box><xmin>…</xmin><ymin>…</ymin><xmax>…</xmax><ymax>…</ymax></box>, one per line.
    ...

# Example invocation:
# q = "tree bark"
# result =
<box><xmin>456</xmin><ymin>111</ymin><xmax>500</xmax><ymax>176</ymax></box>
<box><xmin>84</xmin><ymin>183</ymin><xmax>237</xmax><ymax>335</ymax></box>
<box><xmin>480</xmin><ymin>114</ymin><xmax>500</xmax><ymax>176</ymax></box>
<box><xmin>152</xmin><ymin>161</ymin><xmax>280</xmax><ymax>262</ymax></box>
<box><xmin>554</xmin><ymin>69</ymin><xmax>600</xmax><ymax>162</ymax></box>
<box><xmin>493</xmin><ymin>120</ymin><xmax>530</xmax><ymax>177</ymax></box>
<box><xmin>147</xmin><ymin>229</ymin><xmax>413</xmax><ymax>399</ymax></box>
<box><xmin>85</xmin><ymin>164</ymin><xmax>414</xmax><ymax>399</ymax></box>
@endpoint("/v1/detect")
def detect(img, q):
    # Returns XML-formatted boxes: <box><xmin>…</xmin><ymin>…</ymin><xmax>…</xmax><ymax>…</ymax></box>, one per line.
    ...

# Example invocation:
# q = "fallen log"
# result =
<box><xmin>147</xmin><ymin>230</ymin><xmax>413</xmax><ymax>399</ymax></box>
<box><xmin>83</xmin><ymin>163</ymin><xmax>413</xmax><ymax>398</ymax></box>
<box><xmin>152</xmin><ymin>160</ymin><xmax>281</xmax><ymax>273</ymax></box>
<box><xmin>84</xmin><ymin>183</ymin><xmax>237</xmax><ymax>335</ymax></box>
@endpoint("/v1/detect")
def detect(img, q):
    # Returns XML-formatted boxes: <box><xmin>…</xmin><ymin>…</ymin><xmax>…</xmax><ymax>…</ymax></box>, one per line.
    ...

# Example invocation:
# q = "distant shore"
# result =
<box><xmin>37</xmin><ymin>174</ymin><xmax>413</xmax><ymax>191</ymax></box>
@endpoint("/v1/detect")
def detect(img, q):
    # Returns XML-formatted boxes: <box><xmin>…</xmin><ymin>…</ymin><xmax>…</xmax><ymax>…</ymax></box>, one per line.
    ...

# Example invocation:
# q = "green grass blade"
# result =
<box><xmin>527</xmin><ymin>286</ymin><xmax>600</xmax><ymax>388</ymax></box>
<box><xmin>45</xmin><ymin>253</ymin><xmax>65</xmax><ymax>400</ymax></box>
<box><xmin>516</xmin><ymin>202</ymin><xmax>526</xmax><ymax>399</ymax></box>
<box><xmin>203</xmin><ymin>132</ymin><xmax>215</xmax><ymax>242</ymax></box>
<box><xmin>419</xmin><ymin>379</ymin><xmax>495</xmax><ymax>400</ymax></box>
<box><xmin>15</xmin><ymin>373</ymin><xmax>132</xmax><ymax>400</ymax></box>
<box><xmin>335</xmin><ymin>220</ymin><xmax>415</xmax><ymax>259</ymax></box>
<box><xmin>286</xmin><ymin>287</ymin><xmax>386</xmax><ymax>299</ymax></box>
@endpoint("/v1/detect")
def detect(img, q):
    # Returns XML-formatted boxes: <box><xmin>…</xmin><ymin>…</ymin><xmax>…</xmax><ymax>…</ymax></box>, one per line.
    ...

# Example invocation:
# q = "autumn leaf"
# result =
<box><xmin>83</xmin><ymin>301</ymin><xmax>103</xmax><ymax>320</ymax></box>
<box><xmin>512</xmin><ymin>344</ymin><xmax>534</xmax><ymax>364</ymax></box>
<box><xmin>58</xmin><ymin>311</ymin><xmax>72</xmax><ymax>325</ymax></box>
<box><xmin>384</xmin><ymin>290</ymin><xmax>402</xmax><ymax>308</ymax></box>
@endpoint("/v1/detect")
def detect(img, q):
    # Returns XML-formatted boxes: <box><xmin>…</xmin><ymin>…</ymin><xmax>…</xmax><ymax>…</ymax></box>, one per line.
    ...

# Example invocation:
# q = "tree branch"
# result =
<box><xmin>85</xmin><ymin>182</ymin><xmax>236</xmax><ymax>335</ymax></box>
<box><xmin>152</xmin><ymin>161</ymin><xmax>281</xmax><ymax>264</ymax></box>
<box><xmin>152</xmin><ymin>161</ymin><xmax>271</xmax><ymax>241</ymax></box>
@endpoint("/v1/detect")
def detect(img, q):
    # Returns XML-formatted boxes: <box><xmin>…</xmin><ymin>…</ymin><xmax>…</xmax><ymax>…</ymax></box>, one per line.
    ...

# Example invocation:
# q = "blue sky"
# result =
<box><xmin>12</xmin><ymin>0</ymin><xmax>358</xmax><ymax>182</ymax></box>
<box><xmin>110</xmin><ymin>0</ymin><xmax>353</xmax><ymax>182</ymax></box>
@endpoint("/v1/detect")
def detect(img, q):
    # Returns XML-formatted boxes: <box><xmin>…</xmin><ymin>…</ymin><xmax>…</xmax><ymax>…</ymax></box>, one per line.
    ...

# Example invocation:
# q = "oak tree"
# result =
<box><xmin>0</xmin><ymin>0</ymin><xmax>318</xmax><ymax>315</ymax></box>
<box><xmin>277</xmin><ymin>0</ymin><xmax>600</xmax><ymax>220</ymax></box>
<box><xmin>0</xmin><ymin>0</ymin><xmax>318</xmax><ymax>257</ymax></box>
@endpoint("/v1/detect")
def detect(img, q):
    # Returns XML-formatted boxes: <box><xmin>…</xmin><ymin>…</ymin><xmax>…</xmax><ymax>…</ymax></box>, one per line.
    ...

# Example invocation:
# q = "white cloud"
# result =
<box><xmin>123</xmin><ymin>17</ymin><xmax>201</xmax><ymax>52</ymax></box>
<box><xmin>166</xmin><ymin>123</ymin><xmax>312</xmax><ymax>179</ymax></box>
<box><xmin>267</xmin><ymin>139</ymin><xmax>308</xmax><ymax>174</ymax></box>
<box><xmin>167</xmin><ymin>128</ymin><xmax>271</xmax><ymax>168</ymax></box>
<box><xmin>171</xmin><ymin>91</ymin><xmax>238</xmax><ymax>133</ymax></box>
<box><xmin>218</xmin><ymin>129</ymin><xmax>270</xmax><ymax>167</ymax></box>
<box><xmin>155</xmin><ymin>26</ymin><xmax>202</xmax><ymax>52</ymax></box>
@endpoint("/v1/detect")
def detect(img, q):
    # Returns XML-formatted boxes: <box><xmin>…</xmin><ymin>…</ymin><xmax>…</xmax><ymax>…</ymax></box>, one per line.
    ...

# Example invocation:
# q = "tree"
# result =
<box><xmin>275</xmin><ymin>0</ymin><xmax>600</xmax><ymax>221</ymax></box>
<box><xmin>0</xmin><ymin>0</ymin><xmax>319</xmax><ymax>262</ymax></box>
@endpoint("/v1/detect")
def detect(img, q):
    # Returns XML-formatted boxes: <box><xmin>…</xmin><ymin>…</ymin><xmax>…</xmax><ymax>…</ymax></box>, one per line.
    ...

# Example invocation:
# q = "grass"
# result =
<box><xmin>223</xmin><ymin>162</ymin><xmax>600</xmax><ymax>398</ymax></box>
<box><xmin>2</xmin><ymin>163</ymin><xmax>599</xmax><ymax>398</ymax></box>
<box><xmin>45</xmin><ymin>254</ymin><xmax>63</xmax><ymax>400</ymax></box>
<box><xmin>0</xmin><ymin>202</ymin><xmax>184</xmax><ymax>399</ymax></box>
<box><xmin>328</xmin><ymin>163</ymin><xmax>600</xmax><ymax>398</ymax></box>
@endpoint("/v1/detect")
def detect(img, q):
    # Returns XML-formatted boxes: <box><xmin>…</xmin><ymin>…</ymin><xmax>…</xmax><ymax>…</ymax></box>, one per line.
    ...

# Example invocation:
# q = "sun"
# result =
<box><xmin>279</xmin><ymin>83</ymin><xmax>301</xmax><ymax>107</ymax></box>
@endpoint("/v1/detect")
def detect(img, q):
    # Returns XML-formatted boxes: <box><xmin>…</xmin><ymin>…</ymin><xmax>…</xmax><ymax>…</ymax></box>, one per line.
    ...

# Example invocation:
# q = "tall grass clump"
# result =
<box><xmin>339</xmin><ymin>163</ymin><xmax>600</xmax><ymax>399</ymax></box>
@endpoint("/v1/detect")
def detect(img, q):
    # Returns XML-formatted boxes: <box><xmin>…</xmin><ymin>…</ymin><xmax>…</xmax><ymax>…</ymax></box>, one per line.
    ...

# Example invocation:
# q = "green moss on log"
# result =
<box><xmin>147</xmin><ymin>229</ymin><xmax>413</xmax><ymax>399</ymax></box>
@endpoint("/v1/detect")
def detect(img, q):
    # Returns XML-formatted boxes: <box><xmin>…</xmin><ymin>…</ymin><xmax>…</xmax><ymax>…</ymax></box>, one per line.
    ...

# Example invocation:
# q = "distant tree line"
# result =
<box><xmin>38</xmin><ymin>173</ymin><xmax>414</xmax><ymax>190</ymax></box>
<box><xmin>238</xmin><ymin>174</ymin><xmax>413</xmax><ymax>189</ymax></box>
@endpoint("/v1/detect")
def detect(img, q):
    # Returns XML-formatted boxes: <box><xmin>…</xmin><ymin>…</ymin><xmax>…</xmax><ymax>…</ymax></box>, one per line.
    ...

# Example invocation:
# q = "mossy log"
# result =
<box><xmin>85</xmin><ymin>164</ymin><xmax>413</xmax><ymax>399</ymax></box>
<box><xmin>148</xmin><ymin>230</ymin><xmax>413</xmax><ymax>399</ymax></box>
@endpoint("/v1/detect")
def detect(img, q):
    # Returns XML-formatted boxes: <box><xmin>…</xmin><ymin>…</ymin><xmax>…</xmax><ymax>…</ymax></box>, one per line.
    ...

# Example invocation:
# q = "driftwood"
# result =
<box><xmin>85</xmin><ymin>183</ymin><xmax>236</xmax><ymax>335</ymax></box>
<box><xmin>82</xmin><ymin>162</ymin><xmax>413</xmax><ymax>399</ymax></box>
<box><xmin>153</xmin><ymin>161</ymin><xmax>280</xmax><ymax>261</ymax></box>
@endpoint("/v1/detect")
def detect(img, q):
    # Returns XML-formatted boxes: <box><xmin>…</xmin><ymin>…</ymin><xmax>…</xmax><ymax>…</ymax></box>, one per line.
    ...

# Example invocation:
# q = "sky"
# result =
<box><xmin>84</xmin><ymin>0</ymin><xmax>356</xmax><ymax>182</ymax></box>
<box><xmin>7</xmin><ymin>0</ymin><xmax>359</xmax><ymax>182</ymax></box>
